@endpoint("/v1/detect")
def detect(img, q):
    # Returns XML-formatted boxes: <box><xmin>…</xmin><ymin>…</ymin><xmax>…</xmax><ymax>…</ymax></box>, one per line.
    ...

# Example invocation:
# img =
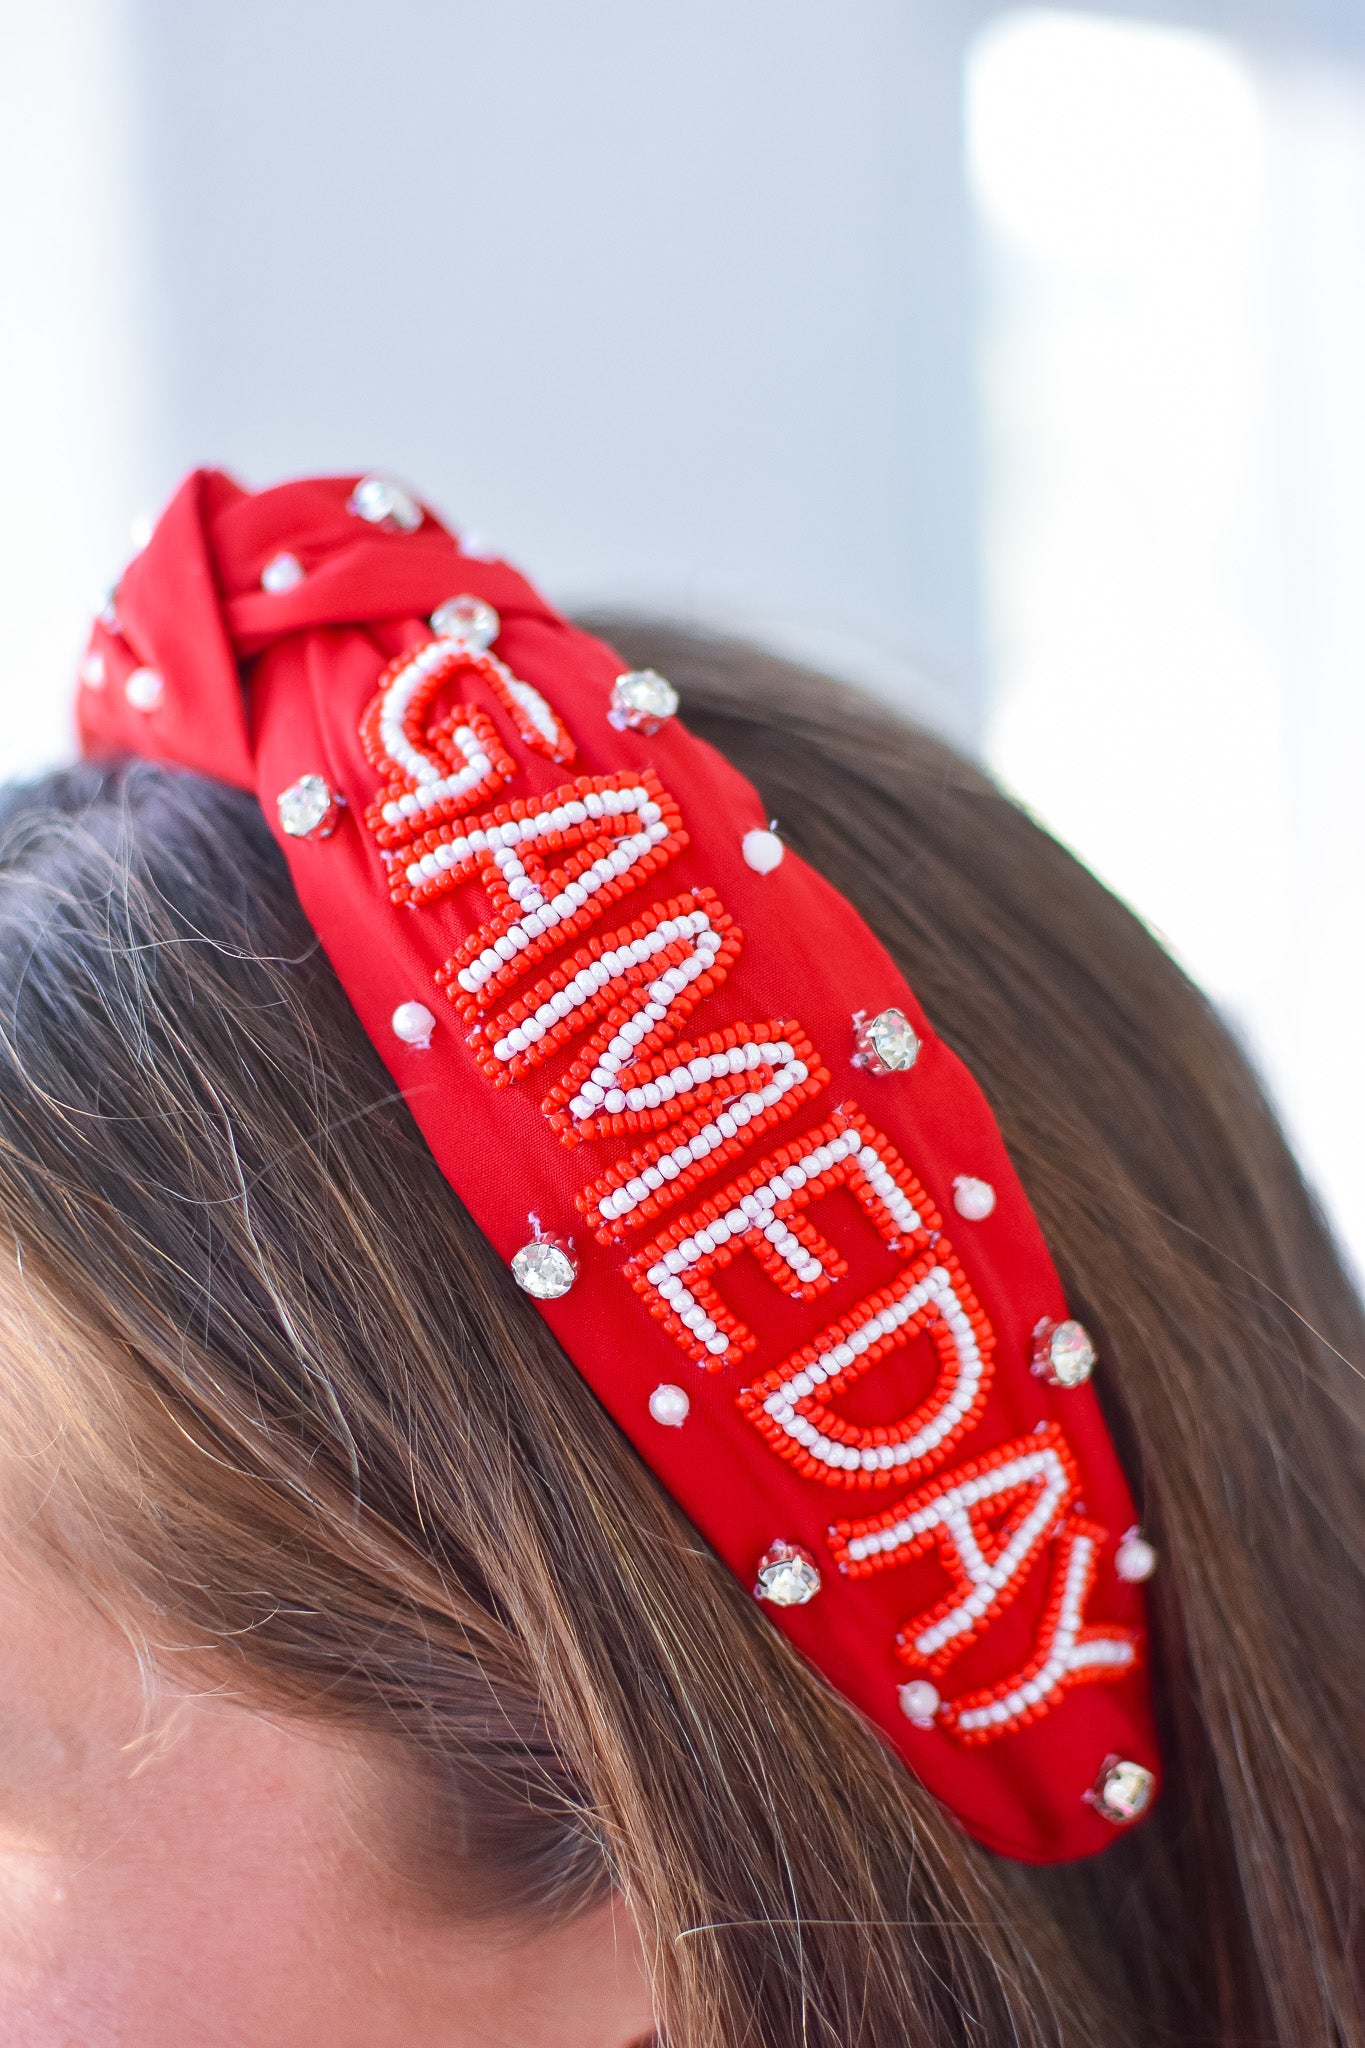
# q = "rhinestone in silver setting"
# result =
<box><xmin>347</xmin><ymin>474</ymin><xmax>424</xmax><ymax>531</ymax></box>
<box><xmin>608</xmin><ymin>668</ymin><xmax>679</xmax><ymax>735</ymax></box>
<box><xmin>430</xmin><ymin>594</ymin><xmax>499</xmax><ymax>651</ymax></box>
<box><xmin>510</xmin><ymin>1237</ymin><xmax>579</xmax><ymax>1300</ymax></box>
<box><xmin>754</xmin><ymin>1540</ymin><xmax>822</xmax><ymax>1607</ymax></box>
<box><xmin>1032</xmin><ymin>1316</ymin><xmax>1096</xmax><ymax>1388</ymax></box>
<box><xmin>276</xmin><ymin>773</ymin><xmax>342</xmax><ymax>840</ymax></box>
<box><xmin>1091</xmin><ymin>1756</ymin><xmax>1155</xmax><ymax>1825</ymax></box>
<box><xmin>854</xmin><ymin>1006</ymin><xmax>921</xmax><ymax>1074</ymax></box>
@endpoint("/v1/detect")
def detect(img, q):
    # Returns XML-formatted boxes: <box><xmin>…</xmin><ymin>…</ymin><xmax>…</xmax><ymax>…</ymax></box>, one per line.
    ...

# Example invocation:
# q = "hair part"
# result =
<box><xmin>0</xmin><ymin>623</ymin><xmax>1358</xmax><ymax>2045</ymax></box>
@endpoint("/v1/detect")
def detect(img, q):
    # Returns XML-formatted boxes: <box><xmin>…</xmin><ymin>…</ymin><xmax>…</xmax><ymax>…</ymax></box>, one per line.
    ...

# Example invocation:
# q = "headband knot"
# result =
<box><xmin>81</xmin><ymin>469</ymin><xmax>560</xmax><ymax>788</ymax></box>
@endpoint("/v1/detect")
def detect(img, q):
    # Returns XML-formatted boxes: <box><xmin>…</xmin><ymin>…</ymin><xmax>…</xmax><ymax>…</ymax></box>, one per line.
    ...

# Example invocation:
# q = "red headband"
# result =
<box><xmin>77</xmin><ymin>469</ymin><xmax>1158</xmax><ymax>1862</ymax></box>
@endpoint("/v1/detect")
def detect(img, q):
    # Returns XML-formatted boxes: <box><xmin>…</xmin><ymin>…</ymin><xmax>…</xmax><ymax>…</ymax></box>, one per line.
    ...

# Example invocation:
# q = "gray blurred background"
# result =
<box><xmin>5</xmin><ymin>0</ymin><xmax>1365</xmax><ymax>1266</ymax></box>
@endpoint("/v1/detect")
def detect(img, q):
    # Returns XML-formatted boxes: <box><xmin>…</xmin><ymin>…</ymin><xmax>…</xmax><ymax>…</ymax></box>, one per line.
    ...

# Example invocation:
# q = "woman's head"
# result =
<box><xmin>0</xmin><ymin>624</ymin><xmax>1359</xmax><ymax>2046</ymax></box>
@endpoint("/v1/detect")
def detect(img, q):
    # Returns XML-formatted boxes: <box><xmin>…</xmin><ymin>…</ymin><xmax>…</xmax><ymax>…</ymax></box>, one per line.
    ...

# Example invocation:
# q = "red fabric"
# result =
<box><xmin>79</xmin><ymin>470</ymin><xmax>1158</xmax><ymax>1862</ymax></box>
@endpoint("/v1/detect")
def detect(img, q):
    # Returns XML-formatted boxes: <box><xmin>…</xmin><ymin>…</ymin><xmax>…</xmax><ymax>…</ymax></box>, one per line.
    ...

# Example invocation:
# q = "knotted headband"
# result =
<box><xmin>77</xmin><ymin>469</ymin><xmax>1159</xmax><ymax>1862</ymax></box>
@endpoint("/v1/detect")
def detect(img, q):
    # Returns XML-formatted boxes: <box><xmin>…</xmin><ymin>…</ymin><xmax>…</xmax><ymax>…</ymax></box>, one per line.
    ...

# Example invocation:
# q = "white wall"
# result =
<box><xmin>127</xmin><ymin>0</ymin><xmax>983</xmax><ymax>725</ymax></box>
<box><xmin>0</xmin><ymin>0</ymin><xmax>156</xmax><ymax>777</ymax></box>
<box><xmin>1</xmin><ymin>3</ymin><xmax>988</xmax><ymax>772</ymax></box>
<box><xmin>968</xmin><ymin>10</ymin><xmax>1365</xmax><ymax>1270</ymax></box>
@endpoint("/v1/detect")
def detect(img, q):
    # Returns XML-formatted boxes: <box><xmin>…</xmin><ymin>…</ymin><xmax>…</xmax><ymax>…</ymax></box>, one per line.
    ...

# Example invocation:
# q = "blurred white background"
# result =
<box><xmin>3</xmin><ymin>0</ymin><xmax>1364</xmax><ymax>1268</ymax></box>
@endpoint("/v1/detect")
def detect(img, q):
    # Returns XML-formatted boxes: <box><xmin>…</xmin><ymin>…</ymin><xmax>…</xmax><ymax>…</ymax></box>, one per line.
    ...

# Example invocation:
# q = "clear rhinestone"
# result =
<box><xmin>754</xmin><ymin>1540</ymin><xmax>821</xmax><ymax>1606</ymax></box>
<box><xmin>1033</xmin><ymin>1317</ymin><xmax>1096</xmax><ymax>1388</ymax></box>
<box><xmin>431</xmin><ymin>594</ymin><xmax>499</xmax><ymax>651</ymax></box>
<box><xmin>742</xmin><ymin>827</ymin><xmax>784</xmax><ymax>874</ymax></box>
<box><xmin>1114</xmin><ymin>1529</ymin><xmax>1157</xmax><ymax>1583</ymax></box>
<box><xmin>347</xmin><ymin>474</ymin><xmax>424</xmax><ymax>531</ymax></box>
<box><xmin>897</xmin><ymin>1679</ymin><xmax>941</xmax><ymax>1725</ymax></box>
<box><xmin>952</xmin><ymin>1174</ymin><xmax>996</xmax><ymax>1220</ymax></box>
<box><xmin>261</xmin><ymin>551</ymin><xmax>305</xmax><ymax>593</ymax></box>
<box><xmin>855</xmin><ymin>1006</ymin><xmax>920</xmax><ymax>1074</ymax></box>
<box><xmin>648</xmin><ymin>1383</ymin><xmax>690</xmax><ymax>1428</ymax></box>
<box><xmin>276</xmin><ymin>773</ymin><xmax>341</xmax><ymax>840</ymax></box>
<box><xmin>511</xmin><ymin>1238</ymin><xmax>578</xmax><ymax>1299</ymax></box>
<box><xmin>79</xmin><ymin>650</ymin><xmax>106</xmax><ymax>689</ymax></box>
<box><xmin>391</xmin><ymin>1001</ymin><xmax>436</xmax><ymax>1049</ymax></box>
<box><xmin>608</xmin><ymin>668</ymin><xmax>679</xmax><ymax>735</ymax></box>
<box><xmin>1092</xmin><ymin>1756</ymin><xmax>1155</xmax><ymax>1824</ymax></box>
<box><xmin>99</xmin><ymin>586</ymin><xmax>120</xmax><ymax>630</ymax></box>
<box><xmin>124</xmin><ymin>667</ymin><xmax>164</xmax><ymax>712</ymax></box>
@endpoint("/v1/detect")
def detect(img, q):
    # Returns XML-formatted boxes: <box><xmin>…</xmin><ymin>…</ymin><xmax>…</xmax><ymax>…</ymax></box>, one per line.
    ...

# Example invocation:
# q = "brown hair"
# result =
<box><xmin>0</xmin><ymin>622</ymin><xmax>1359</xmax><ymax>2046</ymax></box>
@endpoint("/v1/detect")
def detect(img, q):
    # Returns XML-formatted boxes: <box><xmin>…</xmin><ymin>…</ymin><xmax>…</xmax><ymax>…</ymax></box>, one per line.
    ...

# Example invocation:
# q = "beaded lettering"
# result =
<box><xmin>478</xmin><ymin>655</ymin><xmax>577</xmax><ymax>767</ymax></box>
<box><xmin>572</xmin><ymin>1021</ymin><xmax>829</xmax><ymax>1242</ymax></box>
<box><xmin>404</xmin><ymin>771</ymin><xmax>688</xmax><ymax>1014</ymax></box>
<box><xmin>360</xmin><ymin>643</ymin><xmax>520</xmax><ymax>848</ymax></box>
<box><xmin>627</xmin><ymin>1104</ymin><xmax>928</xmax><ymax>1368</ymax></box>
<box><xmin>737</xmin><ymin>1238</ymin><xmax>994</xmax><ymax>1486</ymax></box>
<box><xmin>827</xmin><ymin>1430</ymin><xmax>1137</xmax><ymax>1739</ymax></box>
<box><xmin>932</xmin><ymin>1516</ymin><xmax>1139</xmax><ymax>1742</ymax></box>
<box><xmin>829</xmin><ymin>1426</ymin><xmax>1079</xmax><ymax>1655</ymax></box>
<box><xmin>351</xmin><ymin>641</ymin><xmax>1141</xmax><ymax>1757</ymax></box>
<box><xmin>359</xmin><ymin>636</ymin><xmax>575</xmax><ymax>852</ymax></box>
<box><xmin>472</xmin><ymin>889</ymin><xmax>740</xmax><ymax>1085</ymax></box>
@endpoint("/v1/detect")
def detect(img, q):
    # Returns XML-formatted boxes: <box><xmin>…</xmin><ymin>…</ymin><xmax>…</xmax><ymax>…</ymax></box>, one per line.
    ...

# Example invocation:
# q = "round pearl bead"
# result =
<box><xmin>261</xmin><ymin>551</ymin><xmax>305</xmax><ymax>593</ymax></box>
<box><xmin>742</xmin><ymin>827</ymin><xmax>784</xmax><ymax>874</ymax></box>
<box><xmin>898</xmin><ymin>1680</ymin><xmax>941</xmax><ymax>1724</ymax></box>
<box><xmin>1115</xmin><ymin>1530</ymin><xmax>1157</xmax><ymax>1583</ymax></box>
<box><xmin>124</xmin><ymin>667</ymin><xmax>164</xmax><ymax>712</ymax></box>
<box><xmin>953</xmin><ymin>1175</ymin><xmax>997</xmax><ymax>1221</ymax></box>
<box><xmin>391</xmin><ymin>1001</ymin><xmax>436</xmax><ymax>1049</ymax></box>
<box><xmin>648</xmin><ymin>1383</ymin><xmax>690</xmax><ymax>1428</ymax></box>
